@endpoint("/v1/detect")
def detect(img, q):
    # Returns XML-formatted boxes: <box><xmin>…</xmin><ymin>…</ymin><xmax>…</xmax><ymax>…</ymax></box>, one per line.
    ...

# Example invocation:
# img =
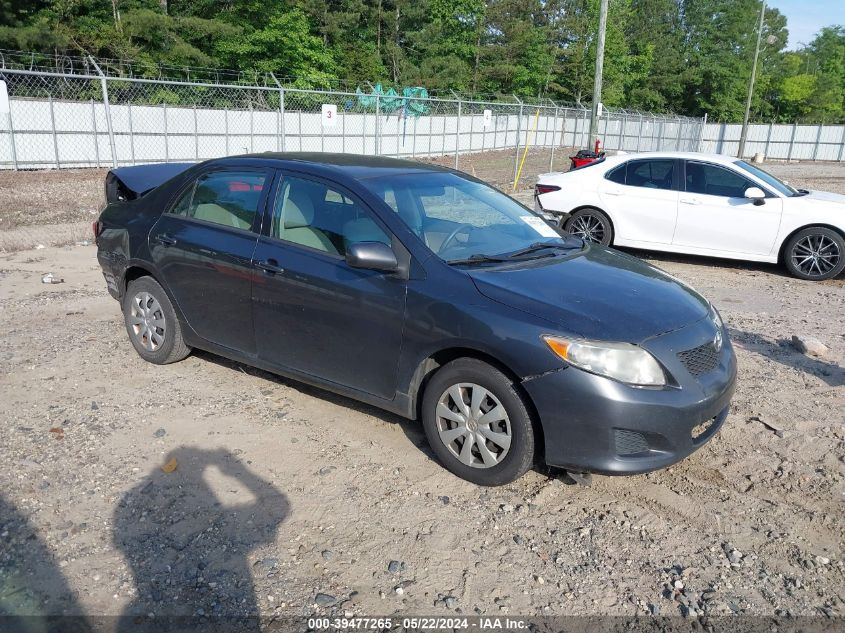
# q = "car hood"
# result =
<box><xmin>467</xmin><ymin>246</ymin><xmax>711</xmax><ymax>343</ymax></box>
<box><xmin>800</xmin><ymin>190</ymin><xmax>845</xmax><ymax>206</ymax></box>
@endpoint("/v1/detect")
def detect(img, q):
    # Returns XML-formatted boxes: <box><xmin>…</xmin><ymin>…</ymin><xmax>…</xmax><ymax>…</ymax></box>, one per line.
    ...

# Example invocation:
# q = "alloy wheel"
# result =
<box><xmin>790</xmin><ymin>234</ymin><xmax>841</xmax><ymax>279</ymax></box>
<box><xmin>569</xmin><ymin>213</ymin><xmax>606</xmax><ymax>243</ymax></box>
<box><xmin>129</xmin><ymin>292</ymin><xmax>166</xmax><ymax>352</ymax></box>
<box><xmin>435</xmin><ymin>383</ymin><xmax>512</xmax><ymax>469</ymax></box>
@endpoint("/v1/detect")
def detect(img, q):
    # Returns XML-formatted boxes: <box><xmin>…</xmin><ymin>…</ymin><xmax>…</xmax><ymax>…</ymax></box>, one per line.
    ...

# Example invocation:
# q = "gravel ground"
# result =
<box><xmin>0</xmin><ymin>156</ymin><xmax>843</xmax><ymax>626</ymax></box>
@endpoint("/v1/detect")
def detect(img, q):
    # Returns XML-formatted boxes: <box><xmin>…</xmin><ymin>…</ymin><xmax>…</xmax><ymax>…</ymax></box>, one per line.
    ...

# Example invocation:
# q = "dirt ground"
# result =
<box><xmin>0</xmin><ymin>156</ymin><xmax>843</xmax><ymax>626</ymax></box>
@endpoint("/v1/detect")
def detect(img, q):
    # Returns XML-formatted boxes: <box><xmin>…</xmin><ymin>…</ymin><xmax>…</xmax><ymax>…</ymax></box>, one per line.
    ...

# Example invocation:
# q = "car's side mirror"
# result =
<box><xmin>345</xmin><ymin>241</ymin><xmax>399</xmax><ymax>272</ymax></box>
<box><xmin>744</xmin><ymin>186</ymin><xmax>766</xmax><ymax>205</ymax></box>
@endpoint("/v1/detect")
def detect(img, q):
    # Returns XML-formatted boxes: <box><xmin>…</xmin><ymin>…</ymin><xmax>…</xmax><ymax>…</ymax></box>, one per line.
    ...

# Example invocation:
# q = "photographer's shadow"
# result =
<box><xmin>113</xmin><ymin>447</ymin><xmax>289</xmax><ymax>630</ymax></box>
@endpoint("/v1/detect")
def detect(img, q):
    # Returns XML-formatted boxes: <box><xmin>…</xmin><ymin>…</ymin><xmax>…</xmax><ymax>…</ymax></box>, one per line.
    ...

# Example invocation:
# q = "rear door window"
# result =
<box><xmin>625</xmin><ymin>159</ymin><xmax>675</xmax><ymax>190</ymax></box>
<box><xmin>605</xmin><ymin>164</ymin><xmax>626</xmax><ymax>184</ymax></box>
<box><xmin>169</xmin><ymin>171</ymin><xmax>266</xmax><ymax>230</ymax></box>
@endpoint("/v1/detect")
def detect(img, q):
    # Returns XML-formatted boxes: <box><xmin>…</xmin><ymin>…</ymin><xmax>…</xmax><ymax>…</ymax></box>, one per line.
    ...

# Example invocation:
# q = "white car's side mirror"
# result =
<box><xmin>744</xmin><ymin>186</ymin><xmax>766</xmax><ymax>205</ymax></box>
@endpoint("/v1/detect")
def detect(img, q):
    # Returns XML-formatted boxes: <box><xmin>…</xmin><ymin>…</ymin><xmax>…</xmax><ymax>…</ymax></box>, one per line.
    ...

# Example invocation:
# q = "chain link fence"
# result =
<box><xmin>0</xmin><ymin>59</ymin><xmax>722</xmax><ymax>177</ymax></box>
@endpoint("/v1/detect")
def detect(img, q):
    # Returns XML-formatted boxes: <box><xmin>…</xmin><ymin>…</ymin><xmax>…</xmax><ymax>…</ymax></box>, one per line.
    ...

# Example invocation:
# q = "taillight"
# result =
<box><xmin>535</xmin><ymin>184</ymin><xmax>561</xmax><ymax>195</ymax></box>
<box><xmin>92</xmin><ymin>221</ymin><xmax>101</xmax><ymax>239</ymax></box>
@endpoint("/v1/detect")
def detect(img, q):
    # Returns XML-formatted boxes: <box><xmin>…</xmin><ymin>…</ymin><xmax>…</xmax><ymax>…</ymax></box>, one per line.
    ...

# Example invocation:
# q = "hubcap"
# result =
<box><xmin>435</xmin><ymin>383</ymin><xmax>512</xmax><ymax>469</ymax></box>
<box><xmin>791</xmin><ymin>234</ymin><xmax>841</xmax><ymax>278</ymax></box>
<box><xmin>569</xmin><ymin>214</ymin><xmax>606</xmax><ymax>243</ymax></box>
<box><xmin>129</xmin><ymin>292</ymin><xmax>166</xmax><ymax>352</ymax></box>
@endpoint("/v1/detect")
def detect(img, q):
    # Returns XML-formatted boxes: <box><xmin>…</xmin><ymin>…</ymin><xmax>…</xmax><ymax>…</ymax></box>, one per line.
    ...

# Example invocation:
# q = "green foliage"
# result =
<box><xmin>0</xmin><ymin>0</ymin><xmax>843</xmax><ymax>121</ymax></box>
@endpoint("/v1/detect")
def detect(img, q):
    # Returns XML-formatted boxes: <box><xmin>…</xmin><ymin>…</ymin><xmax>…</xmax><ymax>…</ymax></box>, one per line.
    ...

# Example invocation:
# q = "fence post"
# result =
<box><xmin>580</xmin><ymin>107</ymin><xmax>589</xmax><ymax>148</ymax></box>
<box><xmin>637</xmin><ymin>113</ymin><xmax>644</xmax><ymax>152</ymax></box>
<box><xmin>549</xmin><ymin>106</ymin><xmax>558</xmax><ymax>172</ymax></box>
<box><xmin>675</xmin><ymin>116</ymin><xmax>682</xmax><ymax>151</ymax></box>
<box><xmin>270</xmin><ymin>74</ymin><xmax>286</xmax><ymax>152</ymax></box>
<box><xmin>280</xmin><ymin>89</ymin><xmax>286</xmax><ymax>152</ymax></box>
<box><xmin>129</xmin><ymin>102</ymin><xmax>136</xmax><ymax>165</ymax></box>
<box><xmin>812</xmin><ymin>124</ymin><xmax>822</xmax><ymax>161</ymax></box>
<box><xmin>512</xmin><ymin>96</ymin><xmax>523</xmax><ymax>187</ymax></box>
<box><xmin>5</xmin><ymin>99</ymin><xmax>16</xmax><ymax>169</ymax></box>
<box><xmin>375</xmin><ymin>92</ymin><xmax>381</xmax><ymax>156</ymax></box>
<box><xmin>698</xmin><ymin>113</ymin><xmax>707</xmax><ymax>152</ymax></box>
<box><xmin>194</xmin><ymin>104</ymin><xmax>199</xmax><ymax>161</ymax></box>
<box><xmin>839</xmin><ymin>126</ymin><xmax>845</xmax><ymax>162</ymax></box>
<box><xmin>764</xmin><ymin>121</ymin><xmax>772</xmax><ymax>158</ymax></box>
<box><xmin>90</xmin><ymin>98</ymin><xmax>100</xmax><ymax>168</ymax></box>
<box><xmin>163</xmin><ymin>103</ymin><xmax>169</xmax><ymax>163</ymax></box>
<box><xmin>49</xmin><ymin>95</ymin><xmax>60</xmax><ymax>168</ymax></box>
<box><xmin>250</xmin><ymin>103</ymin><xmax>255</xmax><ymax>153</ymax></box>
<box><xmin>454</xmin><ymin>96</ymin><xmax>462</xmax><ymax>169</ymax></box>
<box><xmin>225</xmin><ymin>109</ymin><xmax>229</xmax><ymax>156</ymax></box>
<box><xmin>89</xmin><ymin>56</ymin><xmax>117</xmax><ymax>167</ymax></box>
<box><xmin>787</xmin><ymin>122</ymin><xmax>797</xmax><ymax>161</ymax></box>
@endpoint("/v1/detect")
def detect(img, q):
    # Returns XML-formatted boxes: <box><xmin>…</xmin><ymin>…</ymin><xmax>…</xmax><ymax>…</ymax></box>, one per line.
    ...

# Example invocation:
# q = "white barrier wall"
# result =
<box><xmin>0</xmin><ymin>96</ymin><xmax>707</xmax><ymax>169</ymax></box>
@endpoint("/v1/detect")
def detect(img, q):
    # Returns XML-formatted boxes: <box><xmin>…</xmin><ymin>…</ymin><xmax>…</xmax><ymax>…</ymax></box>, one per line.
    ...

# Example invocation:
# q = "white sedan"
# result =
<box><xmin>534</xmin><ymin>152</ymin><xmax>845</xmax><ymax>280</ymax></box>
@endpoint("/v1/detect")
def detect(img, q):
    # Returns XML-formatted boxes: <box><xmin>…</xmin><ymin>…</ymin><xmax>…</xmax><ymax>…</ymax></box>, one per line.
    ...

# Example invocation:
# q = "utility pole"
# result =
<box><xmin>588</xmin><ymin>0</ymin><xmax>609</xmax><ymax>147</ymax></box>
<box><xmin>738</xmin><ymin>0</ymin><xmax>766</xmax><ymax>158</ymax></box>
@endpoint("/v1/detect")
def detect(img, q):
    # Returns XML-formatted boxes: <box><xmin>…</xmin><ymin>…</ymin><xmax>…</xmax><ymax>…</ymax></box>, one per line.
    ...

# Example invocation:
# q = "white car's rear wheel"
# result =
<box><xmin>564</xmin><ymin>208</ymin><xmax>613</xmax><ymax>246</ymax></box>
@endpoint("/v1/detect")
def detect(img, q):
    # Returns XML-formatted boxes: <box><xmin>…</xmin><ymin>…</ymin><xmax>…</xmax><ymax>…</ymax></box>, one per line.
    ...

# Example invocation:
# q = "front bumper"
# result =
<box><xmin>523</xmin><ymin>319</ymin><xmax>737</xmax><ymax>475</ymax></box>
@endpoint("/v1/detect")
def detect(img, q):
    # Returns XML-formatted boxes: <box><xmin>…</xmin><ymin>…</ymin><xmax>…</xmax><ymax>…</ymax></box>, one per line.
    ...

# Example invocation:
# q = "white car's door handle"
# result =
<box><xmin>680</xmin><ymin>198</ymin><xmax>701</xmax><ymax>205</ymax></box>
<box><xmin>605</xmin><ymin>189</ymin><xmax>623</xmax><ymax>196</ymax></box>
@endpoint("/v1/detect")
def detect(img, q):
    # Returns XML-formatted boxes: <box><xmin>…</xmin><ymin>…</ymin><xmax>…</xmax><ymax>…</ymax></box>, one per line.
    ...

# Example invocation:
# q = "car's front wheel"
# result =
<box><xmin>421</xmin><ymin>358</ymin><xmax>536</xmax><ymax>486</ymax></box>
<box><xmin>563</xmin><ymin>208</ymin><xmax>613</xmax><ymax>245</ymax></box>
<box><xmin>122</xmin><ymin>276</ymin><xmax>191</xmax><ymax>364</ymax></box>
<box><xmin>784</xmin><ymin>227</ymin><xmax>845</xmax><ymax>281</ymax></box>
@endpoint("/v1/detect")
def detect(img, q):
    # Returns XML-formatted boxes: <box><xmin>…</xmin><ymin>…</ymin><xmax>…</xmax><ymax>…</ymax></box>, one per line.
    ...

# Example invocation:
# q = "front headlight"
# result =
<box><xmin>543</xmin><ymin>335</ymin><xmax>666</xmax><ymax>386</ymax></box>
<box><xmin>709</xmin><ymin>303</ymin><xmax>723</xmax><ymax>330</ymax></box>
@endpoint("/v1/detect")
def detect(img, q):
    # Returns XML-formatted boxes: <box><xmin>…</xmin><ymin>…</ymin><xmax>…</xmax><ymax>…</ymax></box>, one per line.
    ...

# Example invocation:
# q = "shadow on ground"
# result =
<box><xmin>113</xmin><ymin>447</ymin><xmax>289</xmax><ymax>630</ymax></box>
<box><xmin>729</xmin><ymin>328</ymin><xmax>844</xmax><ymax>387</ymax></box>
<box><xmin>0</xmin><ymin>494</ymin><xmax>92</xmax><ymax>631</ymax></box>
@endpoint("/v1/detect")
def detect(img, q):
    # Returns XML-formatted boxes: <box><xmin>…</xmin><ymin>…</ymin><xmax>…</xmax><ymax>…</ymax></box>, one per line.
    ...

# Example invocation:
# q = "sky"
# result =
<box><xmin>768</xmin><ymin>0</ymin><xmax>845</xmax><ymax>49</ymax></box>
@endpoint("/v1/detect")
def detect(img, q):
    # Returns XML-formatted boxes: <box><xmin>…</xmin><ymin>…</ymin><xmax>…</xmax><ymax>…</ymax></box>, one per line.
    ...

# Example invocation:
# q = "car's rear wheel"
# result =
<box><xmin>564</xmin><ymin>208</ymin><xmax>613</xmax><ymax>246</ymax></box>
<box><xmin>783</xmin><ymin>227</ymin><xmax>845</xmax><ymax>281</ymax></box>
<box><xmin>421</xmin><ymin>358</ymin><xmax>535</xmax><ymax>486</ymax></box>
<box><xmin>122</xmin><ymin>276</ymin><xmax>191</xmax><ymax>364</ymax></box>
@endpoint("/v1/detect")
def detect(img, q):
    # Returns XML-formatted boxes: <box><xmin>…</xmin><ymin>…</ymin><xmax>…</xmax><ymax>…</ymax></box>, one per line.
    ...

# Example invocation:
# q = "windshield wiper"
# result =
<box><xmin>447</xmin><ymin>253</ymin><xmax>512</xmax><ymax>266</ymax></box>
<box><xmin>504</xmin><ymin>241</ymin><xmax>573</xmax><ymax>259</ymax></box>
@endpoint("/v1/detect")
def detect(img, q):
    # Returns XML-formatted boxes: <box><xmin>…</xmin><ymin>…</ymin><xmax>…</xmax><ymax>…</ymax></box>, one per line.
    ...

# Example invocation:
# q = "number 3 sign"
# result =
<box><xmin>321</xmin><ymin>104</ymin><xmax>337</xmax><ymax>128</ymax></box>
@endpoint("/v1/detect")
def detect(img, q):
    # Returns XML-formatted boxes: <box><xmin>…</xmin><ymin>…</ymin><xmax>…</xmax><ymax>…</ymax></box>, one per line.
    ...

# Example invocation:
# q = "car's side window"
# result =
<box><xmin>272</xmin><ymin>175</ymin><xmax>391</xmax><ymax>256</ymax></box>
<box><xmin>625</xmin><ymin>159</ymin><xmax>675</xmax><ymax>190</ymax></box>
<box><xmin>169</xmin><ymin>171</ymin><xmax>266</xmax><ymax>230</ymax></box>
<box><xmin>685</xmin><ymin>162</ymin><xmax>755</xmax><ymax>198</ymax></box>
<box><xmin>605</xmin><ymin>164</ymin><xmax>626</xmax><ymax>184</ymax></box>
<box><xmin>170</xmin><ymin>182</ymin><xmax>195</xmax><ymax>216</ymax></box>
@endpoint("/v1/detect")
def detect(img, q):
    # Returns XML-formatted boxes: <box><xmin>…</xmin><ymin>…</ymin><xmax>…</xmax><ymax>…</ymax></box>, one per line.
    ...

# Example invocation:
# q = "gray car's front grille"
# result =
<box><xmin>677</xmin><ymin>341</ymin><xmax>720</xmax><ymax>377</ymax></box>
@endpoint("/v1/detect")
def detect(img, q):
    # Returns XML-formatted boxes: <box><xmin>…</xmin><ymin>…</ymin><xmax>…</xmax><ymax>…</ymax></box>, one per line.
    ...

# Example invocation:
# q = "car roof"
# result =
<box><xmin>227</xmin><ymin>152</ymin><xmax>454</xmax><ymax>180</ymax></box>
<box><xmin>604</xmin><ymin>151</ymin><xmax>742</xmax><ymax>166</ymax></box>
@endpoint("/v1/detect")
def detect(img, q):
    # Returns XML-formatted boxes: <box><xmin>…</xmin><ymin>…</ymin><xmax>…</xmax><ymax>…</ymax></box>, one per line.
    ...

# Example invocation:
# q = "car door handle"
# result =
<box><xmin>605</xmin><ymin>189</ymin><xmax>623</xmax><ymax>196</ymax></box>
<box><xmin>153</xmin><ymin>234</ymin><xmax>177</xmax><ymax>246</ymax></box>
<box><xmin>256</xmin><ymin>259</ymin><xmax>284</xmax><ymax>275</ymax></box>
<box><xmin>680</xmin><ymin>198</ymin><xmax>701</xmax><ymax>205</ymax></box>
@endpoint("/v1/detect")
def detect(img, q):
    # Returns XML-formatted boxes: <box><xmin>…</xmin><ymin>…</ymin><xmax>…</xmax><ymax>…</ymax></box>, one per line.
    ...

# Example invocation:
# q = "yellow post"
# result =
<box><xmin>512</xmin><ymin>108</ymin><xmax>541</xmax><ymax>192</ymax></box>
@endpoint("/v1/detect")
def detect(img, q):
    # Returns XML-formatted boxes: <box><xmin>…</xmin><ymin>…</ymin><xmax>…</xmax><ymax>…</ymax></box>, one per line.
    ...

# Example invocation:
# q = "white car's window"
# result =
<box><xmin>605</xmin><ymin>164</ymin><xmax>626</xmax><ymax>184</ymax></box>
<box><xmin>626</xmin><ymin>159</ymin><xmax>675</xmax><ymax>190</ymax></box>
<box><xmin>735</xmin><ymin>160</ymin><xmax>798</xmax><ymax>196</ymax></box>
<box><xmin>686</xmin><ymin>162</ymin><xmax>756</xmax><ymax>198</ymax></box>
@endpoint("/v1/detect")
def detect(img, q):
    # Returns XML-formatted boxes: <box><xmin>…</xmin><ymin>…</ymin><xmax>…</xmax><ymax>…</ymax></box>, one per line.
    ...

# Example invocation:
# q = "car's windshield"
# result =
<box><xmin>735</xmin><ymin>160</ymin><xmax>799</xmax><ymax>196</ymax></box>
<box><xmin>360</xmin><ymin>172</ymin><xmax>573</xmax><ymax>264</ymax></box>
